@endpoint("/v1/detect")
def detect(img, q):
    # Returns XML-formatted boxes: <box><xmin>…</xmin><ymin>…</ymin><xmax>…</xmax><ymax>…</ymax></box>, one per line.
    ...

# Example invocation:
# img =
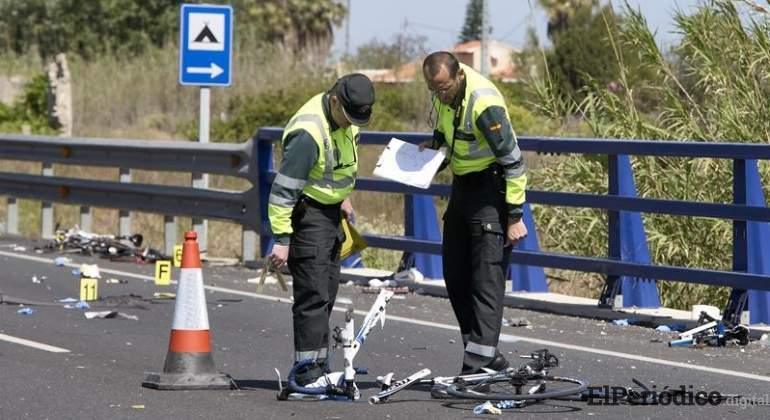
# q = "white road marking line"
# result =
<box><xmin>0</xmin><ymin>333</ymin><xmax>70</xmax><ymax>353</ymax></box>
<box><xmin>4</xmin><ymin>249</ymin><xmax>770</xmax><ymax>383</ymax></box>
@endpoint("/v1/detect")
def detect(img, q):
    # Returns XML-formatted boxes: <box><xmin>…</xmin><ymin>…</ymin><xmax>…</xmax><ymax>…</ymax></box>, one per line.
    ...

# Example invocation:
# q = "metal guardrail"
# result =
<box><xmin>0</xmin><ymin>134</ymin><xmax>260</xmax><ymax>258</ymax></box>
<box><xmin>255</xmin><ymin>127</ymin><xmax>770</xmax><ymax>324</ymax></box>
<box><xmin>2</xmin><ymin>129</ymin><xmax>770</xmax><ymax>324</ymax></box>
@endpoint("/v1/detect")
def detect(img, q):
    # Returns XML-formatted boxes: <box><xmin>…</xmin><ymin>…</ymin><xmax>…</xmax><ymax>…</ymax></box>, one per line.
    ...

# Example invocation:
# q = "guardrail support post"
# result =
<box><xmin>41</xmin><ymin>163</ymin><xmax>54</xmax><ymax>239</ymax></box>
<box><xmin>508</xmin><ymin>203</ymin><xmax>547</xmax><ymax>292</ymax></box>
<box><xmin>617</xmin><ymin>155</ymin><xmax>659</xmax><ymax>308</ymax></box>
<box><xmin>599</xmin><ymin>154</ymin><xmax>660</xmax><ymax>308</ymax></box>
<box><xmin>79</xmin><ymin>206</ymin><xmax>92</xmax><ymax>232</ymax></box>
<box><xmin>724</xmin><ymin>159</ymin><xmax>749</xmax><ymax>325</ymax></box>
<box><xmin>746</xmin><ymin>160</ymin><xmax>770</xmax><ymax>324</ymax></box>
<box><xmin>256</xmin><ymin>132</ymin><xmax>274</xmax><ymax>257</ymax></box>
<box><xmin>599</xmin><ymin>155</ymin><xmax>622</xmax><ymax>308</ymax></box>
<box><xmin>6</xmin><ymin>197</ymin><xmax>18</xmax><ymax>235</ymax></box>
<box><xmin>726</xmin><ymin>159</ymin><xmax>770</xmax><ymax>325</ymax></box>
<box><xmin>164</xmin><ymin>215</ymin><xmax>176</xmax><ymax>258</ymax></box>
<box><xmin>400</xmin><ymin>194</ymin><xmax>442</xmax><ymax>278</ymax></box>
<box><xmin>242</xmin><ymin>228</ymin><xmax>258</xmax><ymax>264</ymax></box>
<box><xmin>118</xmin><ymin>168</ymin><xmax>131</xmax><ymax>236</ymax></box>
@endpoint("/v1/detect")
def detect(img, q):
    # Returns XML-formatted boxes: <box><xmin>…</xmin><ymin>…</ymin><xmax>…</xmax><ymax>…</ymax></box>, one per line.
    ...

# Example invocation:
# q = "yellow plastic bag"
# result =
<box><xmin>340</xmin><ymin>217</ymin><xmax>367</xmax><ymax>260</ymax></box>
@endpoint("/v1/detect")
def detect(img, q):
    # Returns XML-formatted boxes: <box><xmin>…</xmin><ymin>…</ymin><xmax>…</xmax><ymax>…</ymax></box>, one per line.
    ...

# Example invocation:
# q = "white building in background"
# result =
<box><xmin>354</xmin><ymin>39</ymin><xmax>519</xmax><ymax>84</ymax></box>
<box><xmin>452</xmin><ymin>39</ymin><xmax>519</xmax><ymax>82</ymax></box>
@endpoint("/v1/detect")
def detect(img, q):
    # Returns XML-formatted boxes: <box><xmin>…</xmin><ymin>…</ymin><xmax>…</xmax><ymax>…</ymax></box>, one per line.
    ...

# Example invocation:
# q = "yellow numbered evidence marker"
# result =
<box><xmin>173</xmin><ymin>245</ymin><xmax>183</xmax><ymax>268</ymax></box>
<box><xmin>79</xmin><ymin>264</ymin><xmax>101</xmax><ymax>301</ymax></box>
<box><xmin>79</xmin><ymin>278</ymin><xmax>98</xmax><ymax>301</ymax></box>
<box><xmin>155</xmin><ymin>260</ymin><xmax>172</xmax><ymax>286</ymax></box>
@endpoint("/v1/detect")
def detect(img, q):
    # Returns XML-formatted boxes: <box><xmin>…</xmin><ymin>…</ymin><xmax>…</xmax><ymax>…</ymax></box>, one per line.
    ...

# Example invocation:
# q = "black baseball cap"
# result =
<box><xmin>336</xmin><ymin>73</ymin><xmax>375</xmax><ymax>126</ymax></box>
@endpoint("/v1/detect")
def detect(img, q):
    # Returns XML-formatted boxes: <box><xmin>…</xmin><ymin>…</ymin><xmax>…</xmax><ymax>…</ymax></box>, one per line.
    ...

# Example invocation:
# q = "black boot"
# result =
<box><xmin>293</xmin><ymin>361</ymin><xmax>325</xmax><ymax>386</ymax></box>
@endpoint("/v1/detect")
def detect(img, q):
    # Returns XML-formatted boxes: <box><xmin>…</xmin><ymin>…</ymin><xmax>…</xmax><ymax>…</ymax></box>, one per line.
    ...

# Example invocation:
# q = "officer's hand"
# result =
<box><xmin>341</xmin><ymin>198</ymin><xmax>355</xmax><ymax>220</ymax></box>
<box><xmin>505</xmin><ymin>218</ymin><xmax>528</xmax><ymax>247</ymax></box>
<box><xmin>418</xmin><ymin>141</ymin><xmax>434</xmax><ymax>151</ymax></box>
<box><xmin>268</xmin><ymin>244</ymin><xmax>289</xmax><ymax>269</ymax></box>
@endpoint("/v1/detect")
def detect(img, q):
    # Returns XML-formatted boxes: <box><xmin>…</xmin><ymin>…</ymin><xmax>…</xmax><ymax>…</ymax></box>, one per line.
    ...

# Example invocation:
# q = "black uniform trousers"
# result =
<box><xmin>442</xmin><ymin>164</ymin><xmax>512</xmax><ymax>373</ymax></box>
<box><xmin>288</xmin><ymin>197</ymin><xmax>345</xmax><ymax>366</ymax></box>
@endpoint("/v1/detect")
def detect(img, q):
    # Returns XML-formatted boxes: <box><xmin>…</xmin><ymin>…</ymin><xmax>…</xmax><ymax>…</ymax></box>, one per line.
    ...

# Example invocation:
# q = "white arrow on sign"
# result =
<box><xmin>186</xmin><ymin>63</ymin><xmax>224</xmax><ymax>78</ymax></box>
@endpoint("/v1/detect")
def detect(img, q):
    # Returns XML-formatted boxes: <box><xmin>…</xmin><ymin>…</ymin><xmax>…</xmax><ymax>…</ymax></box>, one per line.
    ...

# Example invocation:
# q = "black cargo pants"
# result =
<box><xmin>442</xmin><ymin>164</ymin><xmax>512</xmax><ymax>373</ymax></box>
<box><xmin>288</xmin><ymin>197</ymin><xmax>345</xmax><ymax>366</ymax></box>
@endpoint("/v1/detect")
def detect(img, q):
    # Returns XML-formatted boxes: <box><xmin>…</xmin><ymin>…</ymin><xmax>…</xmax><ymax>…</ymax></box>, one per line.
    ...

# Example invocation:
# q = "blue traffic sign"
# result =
<box><xmin>179</xmin><ymin>4</ymin><xmax>233</xmax><ymax>87</ymax></box>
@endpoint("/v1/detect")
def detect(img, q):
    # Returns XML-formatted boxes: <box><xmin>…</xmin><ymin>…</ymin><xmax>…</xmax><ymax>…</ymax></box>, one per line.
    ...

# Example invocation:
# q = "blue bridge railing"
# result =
<box><xmin>254</xmin><ymin>127</ymin><xmax>770</xmax><ymax>325</ymax></box>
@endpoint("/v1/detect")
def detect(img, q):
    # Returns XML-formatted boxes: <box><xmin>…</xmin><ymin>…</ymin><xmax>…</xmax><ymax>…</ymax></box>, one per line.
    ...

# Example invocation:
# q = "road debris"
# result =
<box><xmin>16</xmin><ymin>307</ymin><xmax>34</xmax><ymax>315</ymax></box>
<box><xmin>502</xmin><ymin>317</ymin><xmax>531</xmax><ymax>327</ymax></box>
<box><xmin>668</xmin><ymin>311</ymin><xmax>749</xmax><ymax>348</ymax></box>
<box><xmin>393</xmin><ymin>268</ymin><xmax>424</xmax><ymax>283</ymax></box>
<box><xmin>13</xmin><ymin>246</ymin><xmax>26</xmax><ymax>252</ymax></box>
<box><xmin>84</xmin><ymin>311</ymin><xmax>139</xmax><ymax>320</ymax></box>
<box><xmin>473</xmin><ymin>401</ymin><xmax>502</xmax><ymax>415</ymax></box>
<box><xmin>31</xmin><ymin>275</ymin><xmax>46</xmax><ymax>284</ymax></box>
<box><xmin>54</xmin><ymin>256</ymin><xmax>71</xmax><ymax>266</ymax></box>
<box><xmin>153</xmin><ymin>292</ymin><xmax>176</xmax><ymax>300</ymax></box>
<box><xmin>105</xmin><ymin>278</ymin><xmax>128</xmax><ymax>284</ymax></box>
<box><xmin>362</xmin><ymin>286</ymin><xmax>409</xmax><ymax>294</ymax></box>
<box><xmin>758</xmin><ymin>334</ymin><xmax>770</xmax><ymax>348</ymax></box>
<box><xmin>496</xmin><ymin>400</ymin><xmax>526</xmax><ymax>409</ymax></box>
<box><xmin>368</xmin><ymin>279</ymin><xmax>397</xmax><ymax>288</ymax></box>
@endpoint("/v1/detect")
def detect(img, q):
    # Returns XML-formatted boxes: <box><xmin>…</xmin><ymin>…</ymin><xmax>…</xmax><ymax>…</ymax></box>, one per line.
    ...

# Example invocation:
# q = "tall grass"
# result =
<box><xmin>527</xmin><ymin>0</ymin><xmax>770</xmax><ymax>309</ymax></box>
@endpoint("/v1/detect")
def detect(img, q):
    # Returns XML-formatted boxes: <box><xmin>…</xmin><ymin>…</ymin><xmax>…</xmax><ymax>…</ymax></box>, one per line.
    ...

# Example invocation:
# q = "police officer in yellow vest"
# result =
<box><xmin>421</xmin><ymin>51</ymin><xmax>528</xmax><ymax>375</ymax></box>
<box><xmin>267</xmin><ymin>74</ymin><xmax>375</xmax><ymax>385</ymax></box>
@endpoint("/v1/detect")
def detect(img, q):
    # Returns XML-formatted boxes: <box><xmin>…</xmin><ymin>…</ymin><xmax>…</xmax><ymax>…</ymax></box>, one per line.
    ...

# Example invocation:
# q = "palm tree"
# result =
<box><xmin>237</xmin><ymin>0</ymin><xmax>346</xmax><ymax>57</ymax></box>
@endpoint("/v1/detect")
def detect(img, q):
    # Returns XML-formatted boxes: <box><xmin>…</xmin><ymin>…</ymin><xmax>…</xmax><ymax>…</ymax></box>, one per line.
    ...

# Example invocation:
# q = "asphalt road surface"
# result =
<box><xmin>1</xmin><ymin>237</ymin><xmax>769</xmax><ymax>420</ymax></box>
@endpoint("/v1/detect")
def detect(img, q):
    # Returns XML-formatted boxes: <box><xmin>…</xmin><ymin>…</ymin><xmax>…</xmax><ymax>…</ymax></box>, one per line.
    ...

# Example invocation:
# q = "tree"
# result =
<box><xmin>234</xmin><ymin>0</ymin><xmax>346</xmax><ymax>57</ymax></box>
<box><xmin>0</xmin><ymin>0</ymin><xmax>178</xmax><ymax>60</ymax></box>
<box><xmin>538</xmin><ymin>0</ymin><xmax>598</xmax><ymax>39</ymax></box>
<box><xmin>459</xmin><ymin>0</ymin><xmax>484</xmax><ymax>43</ymax></box>
<box><xmin>347</xmin><ymin>33</ymin><xmax>428</xmax><ymax>69</ymax></box>
<box><xmin>543</xmin><ymin>5</ymin><xmax>645</xmax><ymax>102</ymax></box>
<box><xmin>528</xmin><ymin>0</ymin><xmax>770</xmax><ymax>310</ymax></box>
<box><xmin>0</xmin><ymin>0</ymin><xmax>347</xmax><ymax>61</ymax></box>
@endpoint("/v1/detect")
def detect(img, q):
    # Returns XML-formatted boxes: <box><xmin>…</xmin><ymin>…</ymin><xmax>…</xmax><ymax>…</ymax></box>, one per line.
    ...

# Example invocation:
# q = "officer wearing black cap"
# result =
<box><xmin>267</xmin><ymin>73</ymin><xmax>375</xmax><ymax>385</ymax></box>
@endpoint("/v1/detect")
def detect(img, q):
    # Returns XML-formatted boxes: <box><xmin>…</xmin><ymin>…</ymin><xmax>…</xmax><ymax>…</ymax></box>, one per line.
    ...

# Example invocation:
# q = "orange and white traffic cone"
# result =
<box><xmin>142</xmin><ymin>231</ymin><xmax>232</xmax><ymax>390</ymax></box>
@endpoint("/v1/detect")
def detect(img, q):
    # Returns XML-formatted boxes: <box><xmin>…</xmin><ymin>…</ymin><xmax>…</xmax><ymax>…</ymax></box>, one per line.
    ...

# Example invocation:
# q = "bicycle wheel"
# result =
<box><xmin>446</xmin><ymin>375</ymin><xmax>588</xmax><ymax>401</ymax></box>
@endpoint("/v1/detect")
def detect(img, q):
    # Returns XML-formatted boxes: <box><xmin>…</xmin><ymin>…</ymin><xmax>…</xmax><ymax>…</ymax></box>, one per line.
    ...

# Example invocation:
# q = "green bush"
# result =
<box><xmin>366</xmin><ymin>82</ymin><xmax>430</xmax><ymax>132</ymax></box>
<box><xmin>0</xmin><ymin>73</ymin><xmax>55</xmax><ymax>134</ymax></box>
<box><xmin>191</xmin><ymin>72</ymin><xmax>333</xmax><ymax>143</ymax></box>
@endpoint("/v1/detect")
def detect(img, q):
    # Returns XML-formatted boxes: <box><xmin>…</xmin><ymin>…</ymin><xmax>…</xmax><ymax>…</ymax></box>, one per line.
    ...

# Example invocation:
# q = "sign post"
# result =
<box><xmin>179</xmin><ymin>4</ymin><xmax>233</xmax><ymax>253</ymax></box>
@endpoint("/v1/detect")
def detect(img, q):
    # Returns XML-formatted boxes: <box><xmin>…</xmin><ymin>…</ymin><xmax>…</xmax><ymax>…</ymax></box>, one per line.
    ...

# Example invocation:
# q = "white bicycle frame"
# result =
<box><xmin>278</xmin><ymin>288</ymin><xmax>394</xmax><ymax>400</ymax></box>
<box><xmin>340</xmin><ymin>289</ymin><xmax>394</xmax><ymax>383</ymax></box>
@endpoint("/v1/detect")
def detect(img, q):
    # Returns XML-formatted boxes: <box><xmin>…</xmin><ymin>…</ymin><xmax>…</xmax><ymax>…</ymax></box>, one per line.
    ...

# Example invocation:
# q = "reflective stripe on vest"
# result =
<box><xmin>282</xmin><ymin>95</ymin><xmax>357</xmax><ymax>203</ymax></box>
<box><xmin>284</xmin><ymin>113</ymin><xmax>356</xmax><ymax>192</ymax></box>
<box><xmin>453</xmin><ymin>87</ymin><xmax>501</xmax><ymax>160</ymax></box>
<box><xmin>285</xmin><ymin>113</ymin><xmax>334</xmax><ymax>181</ymax></box>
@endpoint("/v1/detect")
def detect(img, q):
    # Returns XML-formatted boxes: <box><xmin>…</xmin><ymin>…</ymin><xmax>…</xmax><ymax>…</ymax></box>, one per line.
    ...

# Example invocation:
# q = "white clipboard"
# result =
<box><xmin>373</xmin><ymin>137</ymin><xmax>445</xmax><ymax>189</ymax></box>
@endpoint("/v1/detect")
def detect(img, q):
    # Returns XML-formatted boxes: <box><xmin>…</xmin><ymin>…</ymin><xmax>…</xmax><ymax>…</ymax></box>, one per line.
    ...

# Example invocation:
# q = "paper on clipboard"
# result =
<box><xmin>373</xmin><ymin>138</ymin><xmax>445</xmax><ymax>189</ymax></box>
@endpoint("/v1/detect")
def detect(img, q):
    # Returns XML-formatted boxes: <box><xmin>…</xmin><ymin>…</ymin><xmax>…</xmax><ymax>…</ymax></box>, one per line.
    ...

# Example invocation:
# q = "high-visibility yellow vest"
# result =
<box><xmin>268</xmin><ymin>93</ymin><xmax>359</xmax><ymax>237</ymax></box>
<box><xmin>433</xmin><ymin>64</ymin><xmax>526</xmax><ymax>207</ymax></box>
<box><xmin>285</xmin><ymin>94</ymin><xmax>358</xmax><ymax>203</ymax></box>
<box><xmin>435</xmin><ymin>63</ymin><xmax>508</xmax><ymax>175</ymax></box>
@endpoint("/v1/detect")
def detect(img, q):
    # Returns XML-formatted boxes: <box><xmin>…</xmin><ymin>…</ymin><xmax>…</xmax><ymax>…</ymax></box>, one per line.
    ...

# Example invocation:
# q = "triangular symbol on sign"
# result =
<box><xmin>194</xmin><ymin>24</ymin><xmax>219</xmax><ymax>43</ymax></box>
